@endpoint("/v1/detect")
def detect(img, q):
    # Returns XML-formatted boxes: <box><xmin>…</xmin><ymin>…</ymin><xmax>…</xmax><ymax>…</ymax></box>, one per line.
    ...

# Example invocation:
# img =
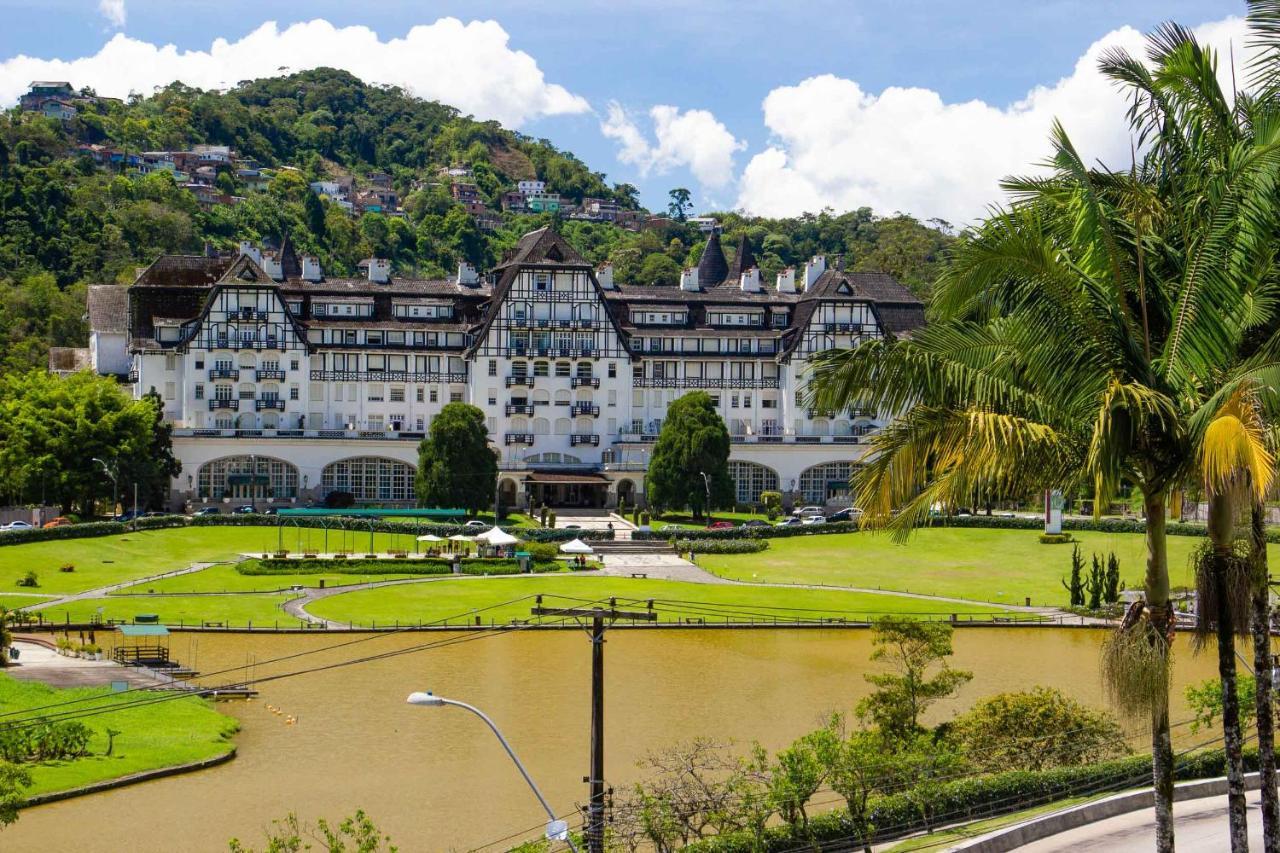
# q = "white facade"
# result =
<box><xmin>95</xmin><ymin>228</ymin><xmax>923</xmax><ymax>511</ymax></box>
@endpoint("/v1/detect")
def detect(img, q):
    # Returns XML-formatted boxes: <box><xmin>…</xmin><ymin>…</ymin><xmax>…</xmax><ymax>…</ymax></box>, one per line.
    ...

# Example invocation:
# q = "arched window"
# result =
<box><xmin>574</xmin><ymin>416</ymin><xmax>593</xmax><ymax>432</ymax></box>
<box><xmin>554</xmin><ymin>389</ymin><xmax>571</xmax><ymax>405</ymax></box>
<box><xmin>321</xmin><ymin>457</ymin><xmax>417</xmax><ymax>502</ymax></box>
<box><xmin>197</xmin><ymin>456</ymin><xmax>298</xmax><ymax>500</ymax></box>
<box><xmin>798</xmin><ymin>462</ymin><xmax>857</xmax><ymax>504</ymax></box>
<box><xmin>533</xmin><ymin>389</ymin><xmax>550</xmax><ymax>405</ymax></box>
<box><xmin>727</xmin><ymin>461</ymin><xmax>779</xmax><ymax>504</ymax></box>
<box><xmin>533</xmin><ymin>417</ymin><xmax>550</xmax><ymax>435</ymax></box>
<box><xmin>554</xmin><ymin>418</ymin><xmax>571</xmax><ymax>435</ymax></box>
<box><xmin>511</xmin><ymin>417</ymin><xmax>529</xmax><ymax>432</ymax></box>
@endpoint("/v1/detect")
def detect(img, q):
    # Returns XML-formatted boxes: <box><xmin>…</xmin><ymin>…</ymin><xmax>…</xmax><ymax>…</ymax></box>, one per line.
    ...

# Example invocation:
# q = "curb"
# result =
<box><xmin>949</xmin><ymin>771</ymin><xmax>1262</xmax><ymax>852</ymax></box>
<box><xmin>23</xmin><ymin>748</ymin><xmax>236</xmax><ymax>808</ymax></box>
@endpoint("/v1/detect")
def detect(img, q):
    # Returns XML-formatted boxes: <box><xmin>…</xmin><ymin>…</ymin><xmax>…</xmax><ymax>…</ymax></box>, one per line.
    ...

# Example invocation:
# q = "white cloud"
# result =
<box><xmin>736</xmin><ymin>16</ymin><xmax>1250</xmax><ymax>223</ymax></box>
<box><xmin>98</xmin><ymin>0</ymin><xmax>126</xmax><ymax>29</ymax></box>
<box><xmin>0</xmin><ymin>18</ymin><xmax>588</xmax><ymax>128</ymax></box>
<box><xmin>602</xmin><ymin>101</ymin><xmax>744</xmax><ymax>189</ymax></box>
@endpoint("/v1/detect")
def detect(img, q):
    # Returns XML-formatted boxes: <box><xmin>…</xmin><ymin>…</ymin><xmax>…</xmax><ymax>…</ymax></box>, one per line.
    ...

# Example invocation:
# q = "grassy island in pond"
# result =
<box><xmin>0</xmin><ymin>675</ymin><xmax>238</xmax><ymax>798</ymax></box>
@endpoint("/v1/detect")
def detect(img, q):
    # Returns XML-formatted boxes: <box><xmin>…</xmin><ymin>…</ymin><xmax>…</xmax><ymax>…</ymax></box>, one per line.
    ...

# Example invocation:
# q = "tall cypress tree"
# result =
<box><xmin>415</xmin><ymin>403</ymin><xmax>496</xmax><ymax>513</ymax></box>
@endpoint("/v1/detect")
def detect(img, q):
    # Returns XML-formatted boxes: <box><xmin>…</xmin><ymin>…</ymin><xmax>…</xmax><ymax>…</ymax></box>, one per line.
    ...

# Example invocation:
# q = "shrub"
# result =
<box><xmin>520</xmin><ymin>541</ymin><xmax>560</xmax><ymax>562</ymax></box>
<box><xmin>1039</xmin><ymin>533</ymin><xmax>1073</xmax><ymax>544</ymax></box>
<box><xmin>640</xmin><ymin>511</ymin><xmax>650</xmax><ymax>526</ymax></box>
<box><xmin>323</xmin><ymin>490</ymin><xmax>355</xmax><ymax>509</ymax></box>
<box><xmin>673</xmin><ymin>539</ymin><xmax>768</xmax><ymax>554</ymax></box>
<box><xmin>547</xmin><ymin>510</ymin><xmax>557</xmax><ymax>528</ymax></box>
<box><xmin>58</xmin><ymin>564</ymin><xmax>75</xmax><ymax>573</ymax></box>
<box><xmin>15</xmin><ymin>571</ymin><xmax>38</xmax><ymax>588</ymax></box>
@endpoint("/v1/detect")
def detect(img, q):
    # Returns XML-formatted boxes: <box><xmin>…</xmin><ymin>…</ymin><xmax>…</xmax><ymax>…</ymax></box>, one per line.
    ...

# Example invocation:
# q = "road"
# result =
<box><xmin>1017</xmin><ymin>790</ymin><xmax>1264</xmax><ymax>852</ymax></box>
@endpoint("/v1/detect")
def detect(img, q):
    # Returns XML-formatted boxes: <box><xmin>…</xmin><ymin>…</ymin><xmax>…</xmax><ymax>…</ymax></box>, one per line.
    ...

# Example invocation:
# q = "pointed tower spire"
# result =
<box><xmin>724</xmin><ymin>233</ymin><xmax>758</xmax><ymax>283</ymax></box>
<box><xmin>696</xmin><ymin>231</ymin><xmax>728</xmax><ymax>288</ymax></box>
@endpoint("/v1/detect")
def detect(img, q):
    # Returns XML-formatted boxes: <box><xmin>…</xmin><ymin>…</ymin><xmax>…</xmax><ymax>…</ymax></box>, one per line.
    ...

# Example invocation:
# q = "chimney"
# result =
<box><xmin>680</xmin><ymin>267</ymin><xmax>700</xmax><ymax>292</ymax></box>
<box><xmin>596</xmin><ymin>263</ymin><xmax>615</xmax><ymax>290</ymax></box>
<box><xmin>301</xmin><ymin>256</ymin><xmax>323</xmax><ymax>282</ymax></box>
<box><xmin>238</xmin><ymin>241</ymin><xmax>262</xmax><ymax>266</ymax></box>
<box><xmin>457</xmin><ymin>261</ymin><xmax>479</xmax><ymax>286</ymax></box>
<box><xmin>261</xmin><ymin>253</ymin><xmax>283</xmax><ymax>281</ymax></box>
<box><xmin>776</xmin><ymin>267</ymin><xmax>796</xmax><ymax>294</ymax></box>
<box><xmin>368</xmin><ymin>258</ymin><xmax>390</xmax><ymax>284</ymax></box>
<box><xmin>803</xmin><ymin>255</ymin><xmax>827</xmax><ymax>290</ymax></box>
<box><xmin>739</xmin><ymin>267</ymin><xmax>761</xmax><ymax>293</ymax></box>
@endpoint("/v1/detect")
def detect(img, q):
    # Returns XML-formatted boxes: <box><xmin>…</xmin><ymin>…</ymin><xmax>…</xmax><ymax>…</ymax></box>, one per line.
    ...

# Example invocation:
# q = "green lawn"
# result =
<box><xmin>36</xmin><ymin>593</ymin><xmax>299</xmax><ymax>628</ymax></box>
<box><xmin>118</xmin><ymin>563</ymin><xmax>420</xmax><ymax>594</ymax></box>
<box><xmin>699</xmin><ymin>528</ymin><xmax>1230</xmax><ymax>606</ymax></box>
<box><xmin>883</xmin><ymin>796</ymin><xmax>1093</xmax><ymax>851</ymax></box>
<box><xmin>0</xmin><ymin>674</ymin><xmax>238</xmax><ymax>797</ymax></box>
<box><xmin>652</xmin><ymin>511</ymin><xmax>772</xmax><ymax>530</ymax></box>
<box><xmin>307</xmin><ymin>575</ymin><xmax>1019</xmax><ymax>627</ymax></box>
<box><xmin>0</xmin><ymin>525</ymin><xmax>458</xmax><ymax>595</ymax></box>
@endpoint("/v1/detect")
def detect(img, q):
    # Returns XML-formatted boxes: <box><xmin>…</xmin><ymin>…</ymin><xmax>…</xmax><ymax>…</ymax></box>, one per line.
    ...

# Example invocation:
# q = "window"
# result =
<box><xmin>534</xmin><ymin>362</ymin><xmax>549</xmax><ymax>377</ymax></box>
<box><xmin>487</xmin><ymin>392</ymin><xmax>497</xmax><ymax>406</ymax></box>
<box><xmin>194</xmin><ymin>384</ymin><xmax>204</xmax><ymax>400</ymax></box>
<box><xmin>416</xmin><ymin>387</ymin><xmax>425</xmax><ymax>402</ymax></box>
<box><xmin>608</xmin><ymin>363</ymin><xmax>616</xmax><ymax>378</ymax></box>
<box><xmin>429</xmin><ymin>389</ymin><xmax>438</xmax><ymax>403</ymax></box>
<box><xmin>164</xmin><ymin>382</ymin><xmax>176</xmax><ymax>401</ymax></box>
<box><xmin>321</xmin><ymin>457</ymin><xmax>416</xmax><ymax>502</ymax></box>
<box><xmin>710</xmin><ymin>395</ymin><xmax>721</xmax><ymax>407</ymax></box>
<box><xmin>390</xmin><ymin>387</ymin><xmax>405</xmax><ymax>403</ymax></box>
<box><xmin>534</xmin><ymin>273</ymin><xmax>550</xmax><ymax>291</ymax></box>
<box><xmin>728</xmin><ymin>461</ymin><xmax>780</xmax><ymax>504</ymax></box>
<box><xmin>368</xmin><ymin>387</ymin><xmax>384</xmax><ymax>402</ymax></box>
<box><xmin>450</xmin><ymin>391</ymin><xmax>463</xmax><ymax>403</ymax></box>
<box><xmin>799</xmin><ymin>462</ymin><xmax>856</xmax><ymax>504</ymax></box>
<box><xmin>195</xmin><ymin>359</ymin><xmax>205</xmax><ymax>370</ymax></box>
<box><xmin>290</xmin><ymin>386</ymin><xmax>299</xmax><ymax>400</ymax></box>
<box><xmin>197</xmin><ymin>456</ymin><xmax>299</xmax><ymax>500</ymax></box>
<box><xmin>555</xmin><ymin>362</ymin><xmax>570</xmax><ymax>377</ymax></box>
<box><xmin>290</xmin><ymin>359</ymin><xmax>299</xmax><ymax>370</ymax></box>
<box><xmin>488</xmin><ymin>360</ymin><xmax>497</xmax><ymax>376</ymax></box>
<box><xmin>744</xmin><ymin>393</ymin><xmax>752</xmax><ymax>407</ymax></box>
<box><xmin>730</xmin><ymin>394</ymin><xmax>739</xmax><ymax>409</ymax></box>
<box><xmin>165</xmin><ymin>354</ymin><xmax>177</xmax><ymax>371</ymax></box>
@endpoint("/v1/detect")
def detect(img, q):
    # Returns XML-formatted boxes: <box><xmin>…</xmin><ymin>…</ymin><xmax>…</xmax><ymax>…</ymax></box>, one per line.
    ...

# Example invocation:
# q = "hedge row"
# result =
<box><xmin>241</xmin><ymin>558</ymin><xmax>558</xmax><ymax>576</ymax></box>
<box><xmin>190</xmin><ymin>514</ymin><xmax>614</xmax><ymax>541</ymax></box>
<box><xmin>633</xmin><ymin>521</ymin><xmax>862</xmax><ymax>541</ymax></box>
<box><xmin>0</xmin><ymin>521</ymin><xmax>126</xmax><ymax>546</ymax></box>
<box><xmin>685</xmin><ymin>747</ymin><xmax>1254</xmax><ymax>851</ymax></box>
<box><xmin>674</xmin><ymin>539</ymin><xmax>769</xmax><ymax>554</ymax></box>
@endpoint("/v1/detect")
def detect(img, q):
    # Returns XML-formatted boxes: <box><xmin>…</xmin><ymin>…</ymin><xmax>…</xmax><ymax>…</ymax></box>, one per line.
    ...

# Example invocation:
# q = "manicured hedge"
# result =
<box><xmin>241</xmin><ymin>557</ymin><xmax>558</xmax><ymax>576</ymax></box>
<box><xmin>634</xmin><ymin>521</ymin><xmax>862</xmax><ymax>541</ymax></box>
<box><xmin>674</xmin><ymin>539</ymin><xmax>769</xmax><ymax>554</ymax></box>
<box><xmin>131</xmin><ymin>515</ymin><xmax>189</xmax><ymax>530</ymax></box>
<box><xmin>684</xmin><ymin>747</ymin><xmax>1255</xmax><ymax>851</ymax></box>
<box><xmin>0</xmin><ymin>521</ymin><xmax>126</xmax><ymax>546</ymax></box>
<box><xmin>191</xmin><ymin>514</ymin><xmax>613</xmax><ymax>541</ymax></box>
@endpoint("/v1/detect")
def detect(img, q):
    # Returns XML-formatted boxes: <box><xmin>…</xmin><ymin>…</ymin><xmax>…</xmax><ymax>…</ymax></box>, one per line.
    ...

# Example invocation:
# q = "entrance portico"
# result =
<box><xmin>523</xmin><ymin>471</ymin><xmax>610</xmax><ymax>508</ymax></box>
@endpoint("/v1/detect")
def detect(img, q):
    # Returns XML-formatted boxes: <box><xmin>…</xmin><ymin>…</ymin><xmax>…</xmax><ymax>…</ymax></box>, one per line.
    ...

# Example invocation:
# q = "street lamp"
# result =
<box><xmin>699</xmin><ymin>471</ymin><xmax>711</xmax><ymax>521</ymax></box>
<box><xmin>92</xmin><ymin>457</ymin><xmax>119</xmax><ymax>519</ymax></box>
<box><xmin>406</xmin><ymin>692</ymin><xmax>577</xmax><ymax>850</ymax></box>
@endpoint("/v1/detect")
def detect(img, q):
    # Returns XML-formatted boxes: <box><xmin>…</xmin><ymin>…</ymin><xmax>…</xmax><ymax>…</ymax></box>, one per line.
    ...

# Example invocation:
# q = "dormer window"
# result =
<box><xmin>534</xmin><ymin>274</ymin><xmax>550</xmax><ymax>292</ymax></box>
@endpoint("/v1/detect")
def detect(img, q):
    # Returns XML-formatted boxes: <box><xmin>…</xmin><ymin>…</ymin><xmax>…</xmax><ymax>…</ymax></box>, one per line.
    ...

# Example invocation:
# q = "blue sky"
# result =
<box><xmin>0</xmin><ymin>1</ymin><xmax>1247</xmax><ymax>221</ymax></box>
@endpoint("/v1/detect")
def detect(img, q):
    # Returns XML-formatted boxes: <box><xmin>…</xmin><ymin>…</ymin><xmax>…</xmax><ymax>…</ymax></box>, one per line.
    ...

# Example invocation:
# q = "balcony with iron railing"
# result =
<box><xmin>505</xmin><ymin>433</ymin><xmax>535</xmax><ymax>445</ymax></box>
<box><xmin>209</xmin><ymin>399</ymin><xmax>239</xmax><ymax>411</ymax></box>
<box><xmin>255</xmin><ymin>398</ymin><xmax>286</xmax><ymax>411</ymax></box>
<box><xmin>311</xmin><ymin>370</ymin><xmax>467</xmax><ymax>383</ymax></box>
<box><xmin>570</xmin><ymin>376</ymin><xmax>599</xmax><ymax>388</ymax></box>
<box><xmin>255</xmin><ymin>368</ymin><xmax>286</xmax><ymax>381</ymax></box>
<box><xmin>505</xmin><ymin>403</ymin><xmax>535</xmax><ymax>416</ymax></box>
<box><xmin>633</xmin><ymin>376</ymin><xmax>778</xmax><ymax>389</ymax></box>
<box><xmin>571</xmin><ymin>403</ymin><xmax>600</xmax><ymax>417</ymax></box>
<box><xmin>570</xmin><ymin>434</ymin><xmax>600</xmax><ymax>447</ymax></box>
<box><xmin>505</xmin><ymin>375</ymin><xmax>534</xmax><ymax>388</ymax></box>
<box><xmin>227</xmin><ymin>309</ymin><xmax>266</xmax><ymax>321</ymax></box>
<box><xmin>209</xmin><ymin>367</ymin><xmax>240</xmax><ymax>380</ymax></box>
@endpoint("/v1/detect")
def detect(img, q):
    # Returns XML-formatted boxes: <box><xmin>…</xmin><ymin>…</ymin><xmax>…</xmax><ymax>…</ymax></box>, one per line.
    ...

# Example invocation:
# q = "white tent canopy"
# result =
<box><xmin>477</xmin><ymin>527</ymin><xmax>520</xmax><ymax>546</ymax></box>
<box><xmin>416</xmin><ymin>534</ymin><xmax>444</xmax><ymax>542</ymax></box>
<box><xmin>448</xmin><ymin>534</ymin><xmax>474</xmax><ymax>542</ymax></box>
<box><xmin>559</xmin><ymin>538</ymin><xmax>594</xmax><ymax>555</ymax></box>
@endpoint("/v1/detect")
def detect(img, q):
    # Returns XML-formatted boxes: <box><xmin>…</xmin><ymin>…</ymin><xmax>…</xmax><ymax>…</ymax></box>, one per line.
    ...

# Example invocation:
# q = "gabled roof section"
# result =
<box><xmin>696</xmin><ymin>232</ymin><xmax>729</xmax><ymax>287</ymax></box>
<box><xmin>87</xmin><ymin>285</ymin><xmax>129</xmax><ymax>334</ymax></box>
<box><xmin>494</xmin><ymin>226</ymin><xmax>587</xmax><ymax>269</ymax></box>
<box><xmin>217</xmin><ymin>254</ymin><xmax>274</xmax><ymax>285</ymax></box>
<box><xmin>781</xmin><ymin>270</ymin><xmax>926</xmax><ymax>357</ymax></box>
<box><xmin>724</xmin><ymin>234</ymin><xmax>758</xmax><ymax>283</ymax></box>
<box><xmin>133</xmin><ymin>255</ymin><xmax>234</xmax><ymax>287</ymax></box>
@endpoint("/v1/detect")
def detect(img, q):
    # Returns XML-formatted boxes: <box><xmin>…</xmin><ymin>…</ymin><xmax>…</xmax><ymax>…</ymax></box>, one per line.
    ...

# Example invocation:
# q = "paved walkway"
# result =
<box><xmin>1016</xmin><ymin>790</ymin><xmax>1263</xmax><ymax>852</ymax></box>
<box><xmin>5</xmin><ymin>640</ymin><xmax>183</xmax><ymax>690</ymax></box>
<box><xmin>24</xmin><ymin>562</ymin><xmax>222</xmax><ymax>611</ymax></box>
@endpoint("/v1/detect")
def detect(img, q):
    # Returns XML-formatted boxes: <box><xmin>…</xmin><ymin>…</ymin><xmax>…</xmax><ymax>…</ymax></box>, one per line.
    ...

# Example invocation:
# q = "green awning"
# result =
<box><xmin>116</xmin><ymin>624</ymin><xmax>170</xmax><ymax>636</ymax></box>
<box><xmin>276</xmin><ymin>508</ymin><xmax>468</xmax><ymax>518</ymax></box>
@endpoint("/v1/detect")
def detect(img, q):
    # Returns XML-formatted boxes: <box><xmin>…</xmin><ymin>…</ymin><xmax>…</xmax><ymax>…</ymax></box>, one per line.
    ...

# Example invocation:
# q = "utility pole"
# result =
<box><xmin>531</xmin><ymin>596</ymin><xmax>657</xmax><ymax>852</ymax></box>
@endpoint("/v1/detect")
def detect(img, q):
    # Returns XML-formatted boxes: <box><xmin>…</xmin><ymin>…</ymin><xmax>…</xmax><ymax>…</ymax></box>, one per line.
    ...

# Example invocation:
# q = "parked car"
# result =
<box><xmin>232</xmin><ymin>505</ymin><xmax>256</xmax><ymax>515</ymax></box>
<box><xmin>706</xmin><ymin>521</ymin><xmax>735</xmax><ymax>530</ymax></box>
<box><xmin>826</xmin><ymin>508</ymin><xmax>864</xmax><ymax>523</ymax></box>
<box><xmin>563</xmin><ymin>524</ymin><xmax>582</xmax><ymax>529</ymax></box>
<box><xmin>659</xmin><ymin>524</ymin><xmax>684</xmax><ymax>532</ymax></box>
<box><xmin>464</xmin><ymin>520</ymin><xmax>489</xmax><ymax>529</ymax></box>
<box><xmin>792</xmin><ymin>505</ymin><xmax>824</xmax><ymax>517</ymax></box>
<box><xmin>3</xmin><ymin>520</ymin><xmax>32</xmax><ymax>530</ymax></box>
<box><xmin>260</xmin><ymin>508</ymin><xmax>278</xmax><ymax>516</ymax></box>
<box><xmin>776</xmin><ymin>517</ymin><xmax>802</xmax><ymax>527</ymax></box>
<box><xmin>801</xmin><ymin>514</ymin><xmax>826</xmax><ymax>526</ymax></box>
<box><xmin>193</xmin><ymin>507</ymin><xmax>220</xmax><ymax>516</ymax></box>
<box><xmin>115</xmin><ymin>509</ymin><xmax>143</xmax><ymax>522</ymax></box>
<box><xmin>742</xmin><ymin>519</ymin><xmax>770</xmax><ymax>528</ymax></box>
<box><xmin>42</xmin><ymin>517</ymin><xmax>73</xmax><ymax>529</ymax></box>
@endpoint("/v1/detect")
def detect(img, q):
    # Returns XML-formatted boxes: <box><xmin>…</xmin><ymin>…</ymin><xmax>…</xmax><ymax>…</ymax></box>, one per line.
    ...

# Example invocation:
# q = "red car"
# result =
<box><xmin>706</xmin><ymin>521</ymin><xmax>735</xmax><ymax>530</ymax></box>
<box><xmin>42</xmin><ymin>517</ymin><xmax>73</xmax><ymax>529</ymax></box>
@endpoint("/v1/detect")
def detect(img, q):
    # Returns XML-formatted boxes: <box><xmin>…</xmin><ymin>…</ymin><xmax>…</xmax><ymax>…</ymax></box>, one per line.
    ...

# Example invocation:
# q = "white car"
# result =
<box><xmin>801</xmin><ymin>515</ymin><xmax>826</xmax><ymax>525</ymax></box>
<box><xmin>464</xmin><ymin>520</ymin><xmax>489</xmax><ymax>529</ymax></box>
<box><xmin>792</xmin><ymin>505</ymin><xmax>824</xmax><ymax>517</ymax></box>
<box><xmin>3</xmin><ymin>521</ymin><xmax>32</xmax><ymax>530</ymax></box>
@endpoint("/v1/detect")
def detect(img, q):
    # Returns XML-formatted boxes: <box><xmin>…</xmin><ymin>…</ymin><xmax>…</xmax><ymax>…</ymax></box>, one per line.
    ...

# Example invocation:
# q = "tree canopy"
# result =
<box><xmin>415</xmin><ymin>403</ymin><xmax>497</xmax><ymax>513</ymax></box>
<box><xmin>646</xmin><ymin>392</ymin><xmax>734</xmax><ymax>517</ymax></box>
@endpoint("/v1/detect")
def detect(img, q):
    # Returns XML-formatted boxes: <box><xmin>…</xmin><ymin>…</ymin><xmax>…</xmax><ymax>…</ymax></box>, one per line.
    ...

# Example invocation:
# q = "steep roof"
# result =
<box><xmin>494</xmin><ymin>226</ymin><xmax>587</xmax><ymax>269</ymax></box>
<box><xmin>696</xmin><ymin>232</ymin><xmax>729</xmax><ymax>287</ymax></box>
<box><xmin>87</xmin><ymin>285</ymin><xmax>129</xmax><ymax>334</ymax></box>
<box><xmin>133</xmin><ymin>255</ymin><xmax>233</xmax><ymax>287</ymax></box>
<box><xmin>724</xmin><ymin>234</ymin><xmax>758</xmax><ymax>284</ymax></box>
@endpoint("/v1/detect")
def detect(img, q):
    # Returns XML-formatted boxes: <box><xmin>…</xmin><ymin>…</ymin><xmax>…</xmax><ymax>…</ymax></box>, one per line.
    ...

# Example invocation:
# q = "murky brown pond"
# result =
<box><xmin>3</xmin><ymin>628</ymin><xmax>1228</xmax><ymax>852</ymax></box>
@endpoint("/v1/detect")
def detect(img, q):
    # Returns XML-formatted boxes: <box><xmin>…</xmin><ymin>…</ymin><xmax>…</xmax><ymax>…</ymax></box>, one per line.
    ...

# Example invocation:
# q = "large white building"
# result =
<box><xmin>84</xmin><ymin>227</ymin><xmax>924</xmax><ymax>512</ymax></box>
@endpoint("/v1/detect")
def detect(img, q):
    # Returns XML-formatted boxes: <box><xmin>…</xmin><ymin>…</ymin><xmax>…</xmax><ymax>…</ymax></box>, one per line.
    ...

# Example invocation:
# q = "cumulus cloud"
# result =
<box><xmin>0</xmin><ymin>18</ymin><xmax>588</xmax><ymax>127</ymax></box>
<box><xmin>736</xmin><ymin>16</ymin><xmax>1249</xmax><ymax>223</ymax></box>
<box><xmin>98</xmin><ymin>0</ymin><xmax>126</xmax><ymax>29</ymax></box>
<box><xmin>602</xmin><ymin>101</ymin><xmax>744</xmax><ymax>189</ymax></box>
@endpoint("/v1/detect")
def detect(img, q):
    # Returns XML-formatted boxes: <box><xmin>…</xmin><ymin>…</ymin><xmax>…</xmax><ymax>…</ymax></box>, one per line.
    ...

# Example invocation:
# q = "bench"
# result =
<box><xmin>629</xmin><ymin>572</ymin><xmax>648</xmax><ymax>579</ymax></box>
<box><xmin>203</xmin><ymin>621</ymin><xmax>224</xmax><ymax>628</ymax></box>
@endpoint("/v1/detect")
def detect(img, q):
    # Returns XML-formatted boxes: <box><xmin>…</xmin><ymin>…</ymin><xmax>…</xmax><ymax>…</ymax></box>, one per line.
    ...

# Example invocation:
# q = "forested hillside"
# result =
<box><xmin>0</xmin><ymin>68</ymin><xmax>952</xmax><ymax>372</ymax></box>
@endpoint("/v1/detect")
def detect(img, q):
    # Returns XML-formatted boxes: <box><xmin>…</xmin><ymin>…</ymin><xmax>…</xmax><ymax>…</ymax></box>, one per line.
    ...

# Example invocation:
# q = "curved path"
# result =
<box><xmin>23</xmin><ymin>562</ymin><xmax>225</xmax><ymax>612</ymax></box>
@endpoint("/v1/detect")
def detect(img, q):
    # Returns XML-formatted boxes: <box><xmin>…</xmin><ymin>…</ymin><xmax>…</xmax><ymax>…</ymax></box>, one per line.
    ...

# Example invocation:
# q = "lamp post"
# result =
<box><xmin>699</xmin><ymin>471</ymin><xmax>711</xmax><ymax>521</ymax></box>
<box><xmin>92</xmin><ymin>457</ymin><xmax>118</xmax><ymax>519</ymax></box>
<box><xmin>406</xmin><ymin>692</ymin><xmax>576</xmax><ymax>851</ymax></box>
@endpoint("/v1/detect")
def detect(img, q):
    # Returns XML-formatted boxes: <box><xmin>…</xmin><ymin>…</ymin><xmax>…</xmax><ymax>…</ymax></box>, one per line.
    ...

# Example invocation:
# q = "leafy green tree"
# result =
<box><xmin>637</xmin><ymin>253</ymin><xmax>680</xmax><ymax>286</ymax></box>
<box><xmin>117</xmin><ymin>389</ymin><xmax>182</xmax><ymax>510</ymax></box>
<box><xmin>0</xmin><ymin>760</ymin><xmax>32</xmax><ymax>828</ymax></box>
<box><xmin>951</xmin><ymin>687</ymin><xmax>1129</xmax><ymax>772</ymax></box>
<box><xmin>0</xmin><ymin>371</ymin><xmax>154</xmax><ymax>514</ymax></box>
<box><xmin>857</xmin><ymin>617</ymin><xmax>972</xmax><ymax>741</ymax></box>
<box><xmin>415</xmin><ymin>403</ymin><xmax>496</xmax><ymax>513</ymax></box>
<box><xmin>768</xmin><ymin>730</ymin><xmax>827</xmax><ymax>830</ymax></box>
<box><xmin>228</xmin><ymin>809</ymin><xmax>396</xmax><ymax>852</ymax></box>
<box><xmin>810</xmin><ymin>715</ymin><xmax>890</xmax><ymax>853</ymax></box>
<box><xmin>646</xmin><ymin>392</ymin><xmax>733</xmax><ymax>518</ymax></box>
<box><xmin>1105</xmin><ymin>553</ymin><xmax>1121</xmax><ymax>604</ymax></box>
<box><xmin>667</xmin><ymin>187</ymin><xmax>691</xmax><ymax>221</ymax></box>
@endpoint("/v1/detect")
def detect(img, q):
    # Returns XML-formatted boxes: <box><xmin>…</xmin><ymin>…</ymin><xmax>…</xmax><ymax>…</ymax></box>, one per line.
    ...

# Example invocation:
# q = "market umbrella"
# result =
<box><xmin>559</xmin><ymin>538</ymin><xmax>594</xmax><ymax>555</ymax></box>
